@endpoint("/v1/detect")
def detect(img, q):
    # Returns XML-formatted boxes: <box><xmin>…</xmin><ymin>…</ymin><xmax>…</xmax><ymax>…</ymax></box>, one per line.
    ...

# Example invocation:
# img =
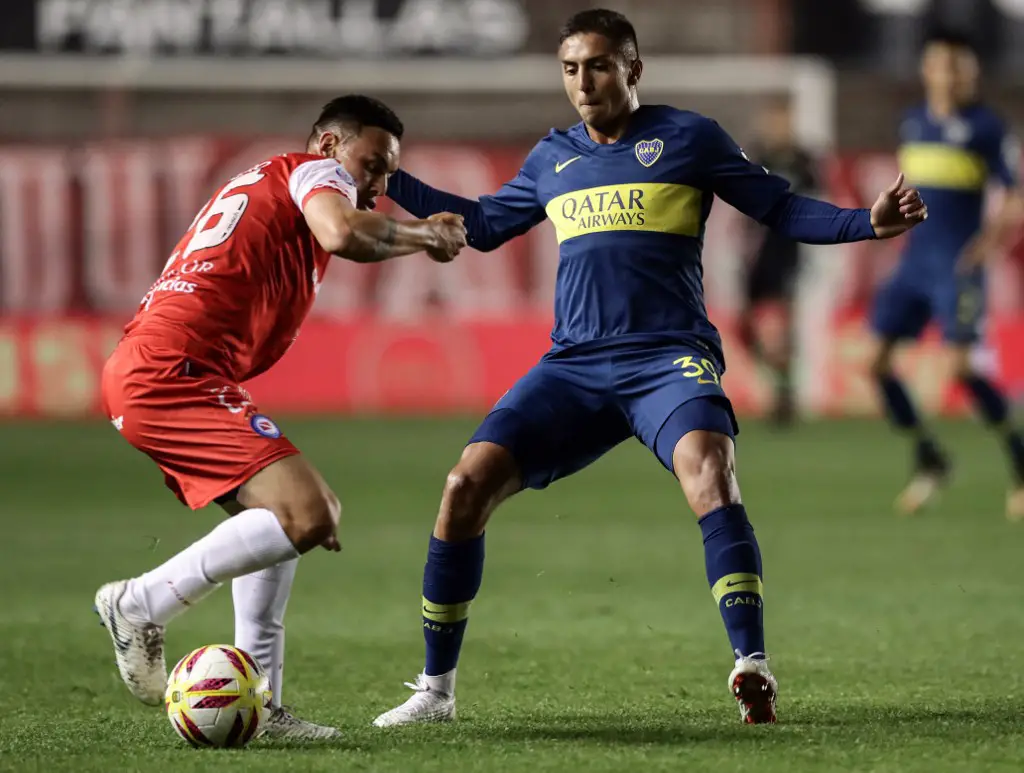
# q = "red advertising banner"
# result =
<box><xmin>5</xmin><ymin>313</ymin><xmax>1024</xmax><ymax>420</ymax></box>
<box><xmin>1</xmin><ymin>138</ymin><xmax>1023</xmax><ymax>418</ymax></box>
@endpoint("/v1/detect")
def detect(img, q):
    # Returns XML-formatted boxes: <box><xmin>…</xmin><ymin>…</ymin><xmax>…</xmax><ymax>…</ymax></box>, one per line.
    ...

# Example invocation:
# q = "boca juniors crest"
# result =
<box><xmin>635</xmin><ymin>139</ymin><xmax>664</xmax><ymax>168</ymax></box>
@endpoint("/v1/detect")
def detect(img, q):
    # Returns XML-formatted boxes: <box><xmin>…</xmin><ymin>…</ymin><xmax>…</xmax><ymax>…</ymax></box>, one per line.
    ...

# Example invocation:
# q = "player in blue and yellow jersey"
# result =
<box><xmin>868</xmin><ymin>30</ymin><xmax>1024</xmax><ymax>519</ymax></box>
<box><xmin>372</xmin><ymin>9</ymin><xmax>926</xmax><ymax>727</ymax></box>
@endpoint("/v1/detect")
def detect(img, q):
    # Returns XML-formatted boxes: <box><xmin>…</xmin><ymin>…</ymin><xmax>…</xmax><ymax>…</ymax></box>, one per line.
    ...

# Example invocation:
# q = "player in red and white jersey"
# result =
<box><xmin>94</xmin><ymin>95</ymin><xmax>467</xmax><ymax>742</ymax></box>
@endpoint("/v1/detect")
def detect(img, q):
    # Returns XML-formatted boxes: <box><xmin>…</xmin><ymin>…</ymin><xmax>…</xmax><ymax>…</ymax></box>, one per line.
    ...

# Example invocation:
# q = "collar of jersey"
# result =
<box><xmin>566</xmin><ymin>105</ymin><xmax>652</xmax><ymax>152</ymax></box>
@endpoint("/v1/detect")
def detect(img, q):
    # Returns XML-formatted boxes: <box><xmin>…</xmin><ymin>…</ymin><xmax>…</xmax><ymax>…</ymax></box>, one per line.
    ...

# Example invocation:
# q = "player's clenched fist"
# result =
<box><xmin>426</xmin><ymin>212</ymin><xmax>468</xmax><ymax>263</ymax></box>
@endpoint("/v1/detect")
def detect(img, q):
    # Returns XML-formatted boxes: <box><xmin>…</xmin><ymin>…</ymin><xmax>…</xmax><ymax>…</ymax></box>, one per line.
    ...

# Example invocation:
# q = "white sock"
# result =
<box><xmin>424</xmin><ymin>669</ymin><xmax>456</xmax><ymax>695</ymax></box>
<box><xmin>233</xmin><ymin>558</ymin><xmax>298</xmax><ymax>709</ymax></box>
<box><xmin>121</xmin><ymin>508</ymin><xmax>299</xmax><ymax>626</ymax></box>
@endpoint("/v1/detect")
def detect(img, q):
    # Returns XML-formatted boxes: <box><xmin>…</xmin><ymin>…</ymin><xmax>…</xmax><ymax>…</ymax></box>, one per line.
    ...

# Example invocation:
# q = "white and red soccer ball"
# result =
<box><xmin>165</xmin><ymin>644</ymin><xmax>272</xmax><ymax>748</ymax></box>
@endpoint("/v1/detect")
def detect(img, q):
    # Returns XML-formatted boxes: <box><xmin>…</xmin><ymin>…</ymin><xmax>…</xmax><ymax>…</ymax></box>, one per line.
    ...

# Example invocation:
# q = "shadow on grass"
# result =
<box><xmin>254</xmin><ymin>700</ymin><xmax>1021</xmax><ymax>752</ymax></box>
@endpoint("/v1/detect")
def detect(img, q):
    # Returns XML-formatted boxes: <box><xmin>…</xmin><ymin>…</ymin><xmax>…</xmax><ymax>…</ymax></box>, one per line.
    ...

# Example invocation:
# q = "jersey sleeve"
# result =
<box><xmin>697</xmin><ymin>117</ymin><xmax>793</xmax><ymax>221</ymax></box>
<box><xmin>387</xmin><ymin>142</ymin><xmax>547</xmax><ymax>252</ymax></box>
<box><xmin>288</xmin><ymin>158</ymin><xmax>359</xmax><ymax>211</ymax></box>
<box><xmin>982</xmin><ymin>120</ymin><xmax>1020</xmax><ymax>189</ymax></box>
<box><xmin>697</xmin><ymin>117</ymin><xmax>874</xmax><ymax>243</ymax></box>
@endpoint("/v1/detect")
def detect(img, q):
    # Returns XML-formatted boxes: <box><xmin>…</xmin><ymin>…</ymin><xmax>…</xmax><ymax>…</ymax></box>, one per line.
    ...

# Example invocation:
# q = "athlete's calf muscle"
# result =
<box><xmin>435</xmin><ymin>442</ymin><xmax>521</xmax><ymax>541</ymax></box>
<box><xmin>673</xmin><ymin>430</ymin><xmax>742</xmax><ymax>516</ymax></box>
<box><xmin>236</xmin><ymin>455</ymin><xmax>341</xmax><ymax>553</ymax></box>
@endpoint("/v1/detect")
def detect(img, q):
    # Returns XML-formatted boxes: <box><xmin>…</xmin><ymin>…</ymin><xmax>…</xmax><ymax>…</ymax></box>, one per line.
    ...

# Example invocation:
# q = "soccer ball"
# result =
<box><xmin>165</xmin><ymin>644</ymin><xmax>272</xmax><ymax>748</ymax></box>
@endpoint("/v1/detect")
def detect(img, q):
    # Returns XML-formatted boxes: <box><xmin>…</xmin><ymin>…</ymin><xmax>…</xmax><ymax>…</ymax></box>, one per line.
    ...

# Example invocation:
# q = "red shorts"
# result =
<box><xmin>101</xmin><ymin>338</ymin><xmax>299</xmax><ymax>510</ymax></box>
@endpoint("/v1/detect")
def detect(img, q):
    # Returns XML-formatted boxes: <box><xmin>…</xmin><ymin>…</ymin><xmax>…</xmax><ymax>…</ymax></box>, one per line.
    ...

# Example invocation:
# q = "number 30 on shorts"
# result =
<box><xmin>673</xmin><ymin>355</ymin><xmax>720</xmax><ymax>385</ymax></box>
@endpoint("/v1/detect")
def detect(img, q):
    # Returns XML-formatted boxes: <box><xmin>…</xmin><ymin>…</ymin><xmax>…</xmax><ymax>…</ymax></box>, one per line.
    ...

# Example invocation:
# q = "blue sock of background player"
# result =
<box><xmin>959</xmin><ymin>370</ymin><xmax>1024</xmax><ymax>484</ymax></box>
<box><xmin>875</xmin><ymin>371</ymin><xmax>948</xmax><ymax>471</ymax></box>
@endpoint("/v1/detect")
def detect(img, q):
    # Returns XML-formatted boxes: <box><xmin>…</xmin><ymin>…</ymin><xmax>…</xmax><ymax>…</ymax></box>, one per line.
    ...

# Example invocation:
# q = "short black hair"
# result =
<box><xmin>922</xmin><ymin>27</ymin><xmax>977</xmax><ymax>54</ymax></box>
<box><xmin>559</xmin><ymin>8</ymin><xmax>638</xmax><ymax>60</ymax></box>
<box><xmin>309</xmin><ymin>95</ymin><xmax>404</xmax><ymax>145</ymax></box>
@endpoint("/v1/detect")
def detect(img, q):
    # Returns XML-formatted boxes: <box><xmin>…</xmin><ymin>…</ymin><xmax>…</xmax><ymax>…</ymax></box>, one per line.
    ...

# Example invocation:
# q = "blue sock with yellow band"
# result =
<box><xmin>699</xmin><ymin>504</ymin><xmax>765</xmax><ymax>658</ymax></box>
<box><xmin>422</xmin><ymin>534</ymin><xmax>485</xmax><ymax>676</ymax></box>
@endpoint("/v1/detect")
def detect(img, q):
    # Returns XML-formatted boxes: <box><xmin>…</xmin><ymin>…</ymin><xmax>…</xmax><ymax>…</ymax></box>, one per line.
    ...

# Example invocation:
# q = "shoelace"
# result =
<box><xmin>270</xmin><ymin>706</ymin><xmax>301</xmax><ymax>724</ymax></box>
<box><xmin>402</xmin><ymin>674</ymin><xmax>430</xmax><ymax>693</ymax></box>
<box><xmin>735</xmin><ymin>649</ymin><xmax>770</xmax><ymax>664</ymax></box>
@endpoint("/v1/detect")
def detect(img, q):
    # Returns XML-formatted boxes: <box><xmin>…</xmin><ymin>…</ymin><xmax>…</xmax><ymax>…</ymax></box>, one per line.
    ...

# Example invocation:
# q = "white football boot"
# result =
<box><xmin>895</xmin><ymin>470</ymin><xmax>947</xmax><ymax>515</ymax></box>
<box><xmin>728</xmin><ymin>651</ymin><xmax>778</xmax><ymax>724</ymax></box>
<box><xmin>896</xmin><ymin>453</ymin><xmax>951</xmax><ymax>516</ymax></box>
<box><xmin>93</xmin><ymin>580</ymin><xmax>167</xmax><ymax>706</ymax></box>
<box><xmin>1006</xmin><ymin>485</ymin><xmax>1024</xmax><ymax>522</ymax></box>
<box><xmin>372</xmin><ymin>671</ymin><xmax>457</xmax><ymax>727</ymax></box>
<box><xmin>261</xmin><ymin>707</ymin><xmax>342</xmax><ymax>741</ymax></box>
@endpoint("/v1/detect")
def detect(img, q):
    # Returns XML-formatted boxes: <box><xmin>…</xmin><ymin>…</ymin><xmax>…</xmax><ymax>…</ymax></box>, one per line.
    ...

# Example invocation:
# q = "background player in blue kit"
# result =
<box><xmin>373</xmin><ymin>8</ymin><xmax>927</xmax><ymax>727</ymax></box>
<box><xmin>867</xmin><ymin>30</ymin><xmax>1024</xmax><ymax>519</ymax></box>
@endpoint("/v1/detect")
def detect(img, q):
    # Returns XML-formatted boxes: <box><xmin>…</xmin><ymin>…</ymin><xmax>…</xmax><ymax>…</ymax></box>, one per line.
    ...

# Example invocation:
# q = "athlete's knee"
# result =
<box><xmin>276</xmin><ymin>489</ymin><xmax>340</xmax><ymax>553</ymax></box>
<box><xmin>443</xmin><ymin>468</ymin><xmax>485</xmax><ymax>512</ymax></box>
<box><xmin>273</xmin><ymin>493</ymin><xmax>337</xmax><ymax>552</ymax></box>
<box><xmin>436</xmin><ymin>442</ymin><xmax>519</xmax><ymax>540</ymax></box>
<box><xmin>237</xmin><ymin>455</ymin><xmax>341</xmax><ymax>553</ymax></box>
<box><xmin>672</xmin><ymin>430</ymin><xmax>741</xmax><ymax>516</ymax></box>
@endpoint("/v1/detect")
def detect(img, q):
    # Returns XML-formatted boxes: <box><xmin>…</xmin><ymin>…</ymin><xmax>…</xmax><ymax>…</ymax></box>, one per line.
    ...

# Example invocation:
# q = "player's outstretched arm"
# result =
<box><xmin>700</xmin><ymin>117</ymin><xmax>926</xmax><ymax>243</ymax></box>
<box><xmin>303</xmin><ymin>191</ymin><xmax>467</xmax><ymax>263</ymax></box>
<box><xmin>386</xmin><ymin>155</ymin><xmax>547</xmax><ymax>252</ymax></box>
<box><xmin>764</xmin><ymin>173</ymin><xmax>927</xmax><ymax>241</ymax></box>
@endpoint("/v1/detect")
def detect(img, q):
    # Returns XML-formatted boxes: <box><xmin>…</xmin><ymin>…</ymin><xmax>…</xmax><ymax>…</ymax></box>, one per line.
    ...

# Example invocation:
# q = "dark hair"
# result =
<box><xmin>309</xmin><ymin>95</ymin><xmax>404</xmax><ymax>145</ymax></box>
<box><xmin>559</xmin><ymin>8</ymin><xmax>638</xmax><ymax>59</ymax></box>
<box><xmin>922</xmin><ymin>27</ymin><xmax>977</xmax><ymax>54</ymax></box>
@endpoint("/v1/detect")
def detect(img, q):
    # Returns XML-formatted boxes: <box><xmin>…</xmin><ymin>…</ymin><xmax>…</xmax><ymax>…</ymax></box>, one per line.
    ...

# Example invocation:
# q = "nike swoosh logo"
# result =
<box><xmin>555</xmin><ymin>156</ymin><xmax>582</xmax><ymax>173</ymax></box>
<box><xmin>725</xmin><ymin>580</ymin><xmax>758</xmax><ymax>588</ymax></box>
<box><xmin>422</xmin><ymin>605</ymin><xmax>446</xmax><ymax>616</ymax></box>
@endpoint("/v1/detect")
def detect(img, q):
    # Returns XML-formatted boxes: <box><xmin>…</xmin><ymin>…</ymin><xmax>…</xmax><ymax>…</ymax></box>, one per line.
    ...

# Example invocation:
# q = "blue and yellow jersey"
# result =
<box><xmin>897</xmin><ymin>103</ymin><xmax>1019</xmax><ymax>265</ymax></box>
<box><xmin>389</xmin><ymin>105</ymin><xmax>874</xmax><ymax>361</ymax></box>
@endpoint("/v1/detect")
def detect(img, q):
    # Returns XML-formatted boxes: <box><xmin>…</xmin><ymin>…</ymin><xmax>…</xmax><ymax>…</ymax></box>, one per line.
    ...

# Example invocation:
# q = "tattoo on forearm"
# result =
<box><xmin>372</xmin><ymin>217</ymin><xmax>398</xmax><ymax>261</ymax></box>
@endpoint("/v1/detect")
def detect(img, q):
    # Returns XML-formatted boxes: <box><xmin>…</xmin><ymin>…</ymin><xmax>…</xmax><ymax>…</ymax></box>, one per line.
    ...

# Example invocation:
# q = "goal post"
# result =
<box><xmin>0</xmin><ymin>53</ymin><xmax>836</xmax><ymax>144</ymax></box>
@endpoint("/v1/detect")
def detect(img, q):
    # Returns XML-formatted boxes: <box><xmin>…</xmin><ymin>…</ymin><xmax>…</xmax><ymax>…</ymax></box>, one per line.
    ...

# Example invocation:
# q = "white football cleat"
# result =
<box><xmin>728</xmin><ymin>651</ymin><xmax>777</xmax><ymax>724</ymax></box>
<box><xmin>372</xmin><ymin>671</ymin><xmax>457</xmax><ymax>727</ymax></box>
<box><xmin>1006</xmin><ymin>486</ymin><xmax>1024</xmax><ymax>522</ymax></box>
<box><xmin>261</xmin><ymin>706</ymin><xmax>342</xmax><ymax>741</ymax></box>
<box><xmin>93</xmin><ymin>580</ymin><xmax>167</xmax><ymax>706</ymax></box>
<box><xmin>895</xmin><ymin>471</ymin><xmax>947</xmax><ymax>515</ymax></box>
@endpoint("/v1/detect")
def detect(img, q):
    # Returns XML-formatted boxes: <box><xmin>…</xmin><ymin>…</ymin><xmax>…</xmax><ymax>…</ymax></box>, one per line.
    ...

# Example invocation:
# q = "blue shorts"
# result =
<box><xmin>469</xmin><ymin>340</ymin><xmax>739</xmax><ymax>490</ymax></box>
<box><xmin>870</xmin><ymin>264</ymin><xmax>985</xmax><ymax>344</ymax></box>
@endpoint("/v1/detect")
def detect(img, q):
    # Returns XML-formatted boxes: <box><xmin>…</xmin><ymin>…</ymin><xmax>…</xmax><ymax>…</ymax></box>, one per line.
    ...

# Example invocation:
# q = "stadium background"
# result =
<box><xmin>4</xmin><ymin>4</ymin><xmax>1024</xmax><ymax>771</ymax></box>
<box><xmin>4</xmin><ymin>0</ymin><xmax>1024</xmax><ymax>421</ymax></box>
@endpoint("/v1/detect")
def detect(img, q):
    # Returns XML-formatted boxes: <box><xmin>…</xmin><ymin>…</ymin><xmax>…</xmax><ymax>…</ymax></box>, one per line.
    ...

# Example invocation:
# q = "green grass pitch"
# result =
<box><xmin>1</xmin><ymin>416</ymin><xmax>1023</xmax><ymax>772</ymax></box>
